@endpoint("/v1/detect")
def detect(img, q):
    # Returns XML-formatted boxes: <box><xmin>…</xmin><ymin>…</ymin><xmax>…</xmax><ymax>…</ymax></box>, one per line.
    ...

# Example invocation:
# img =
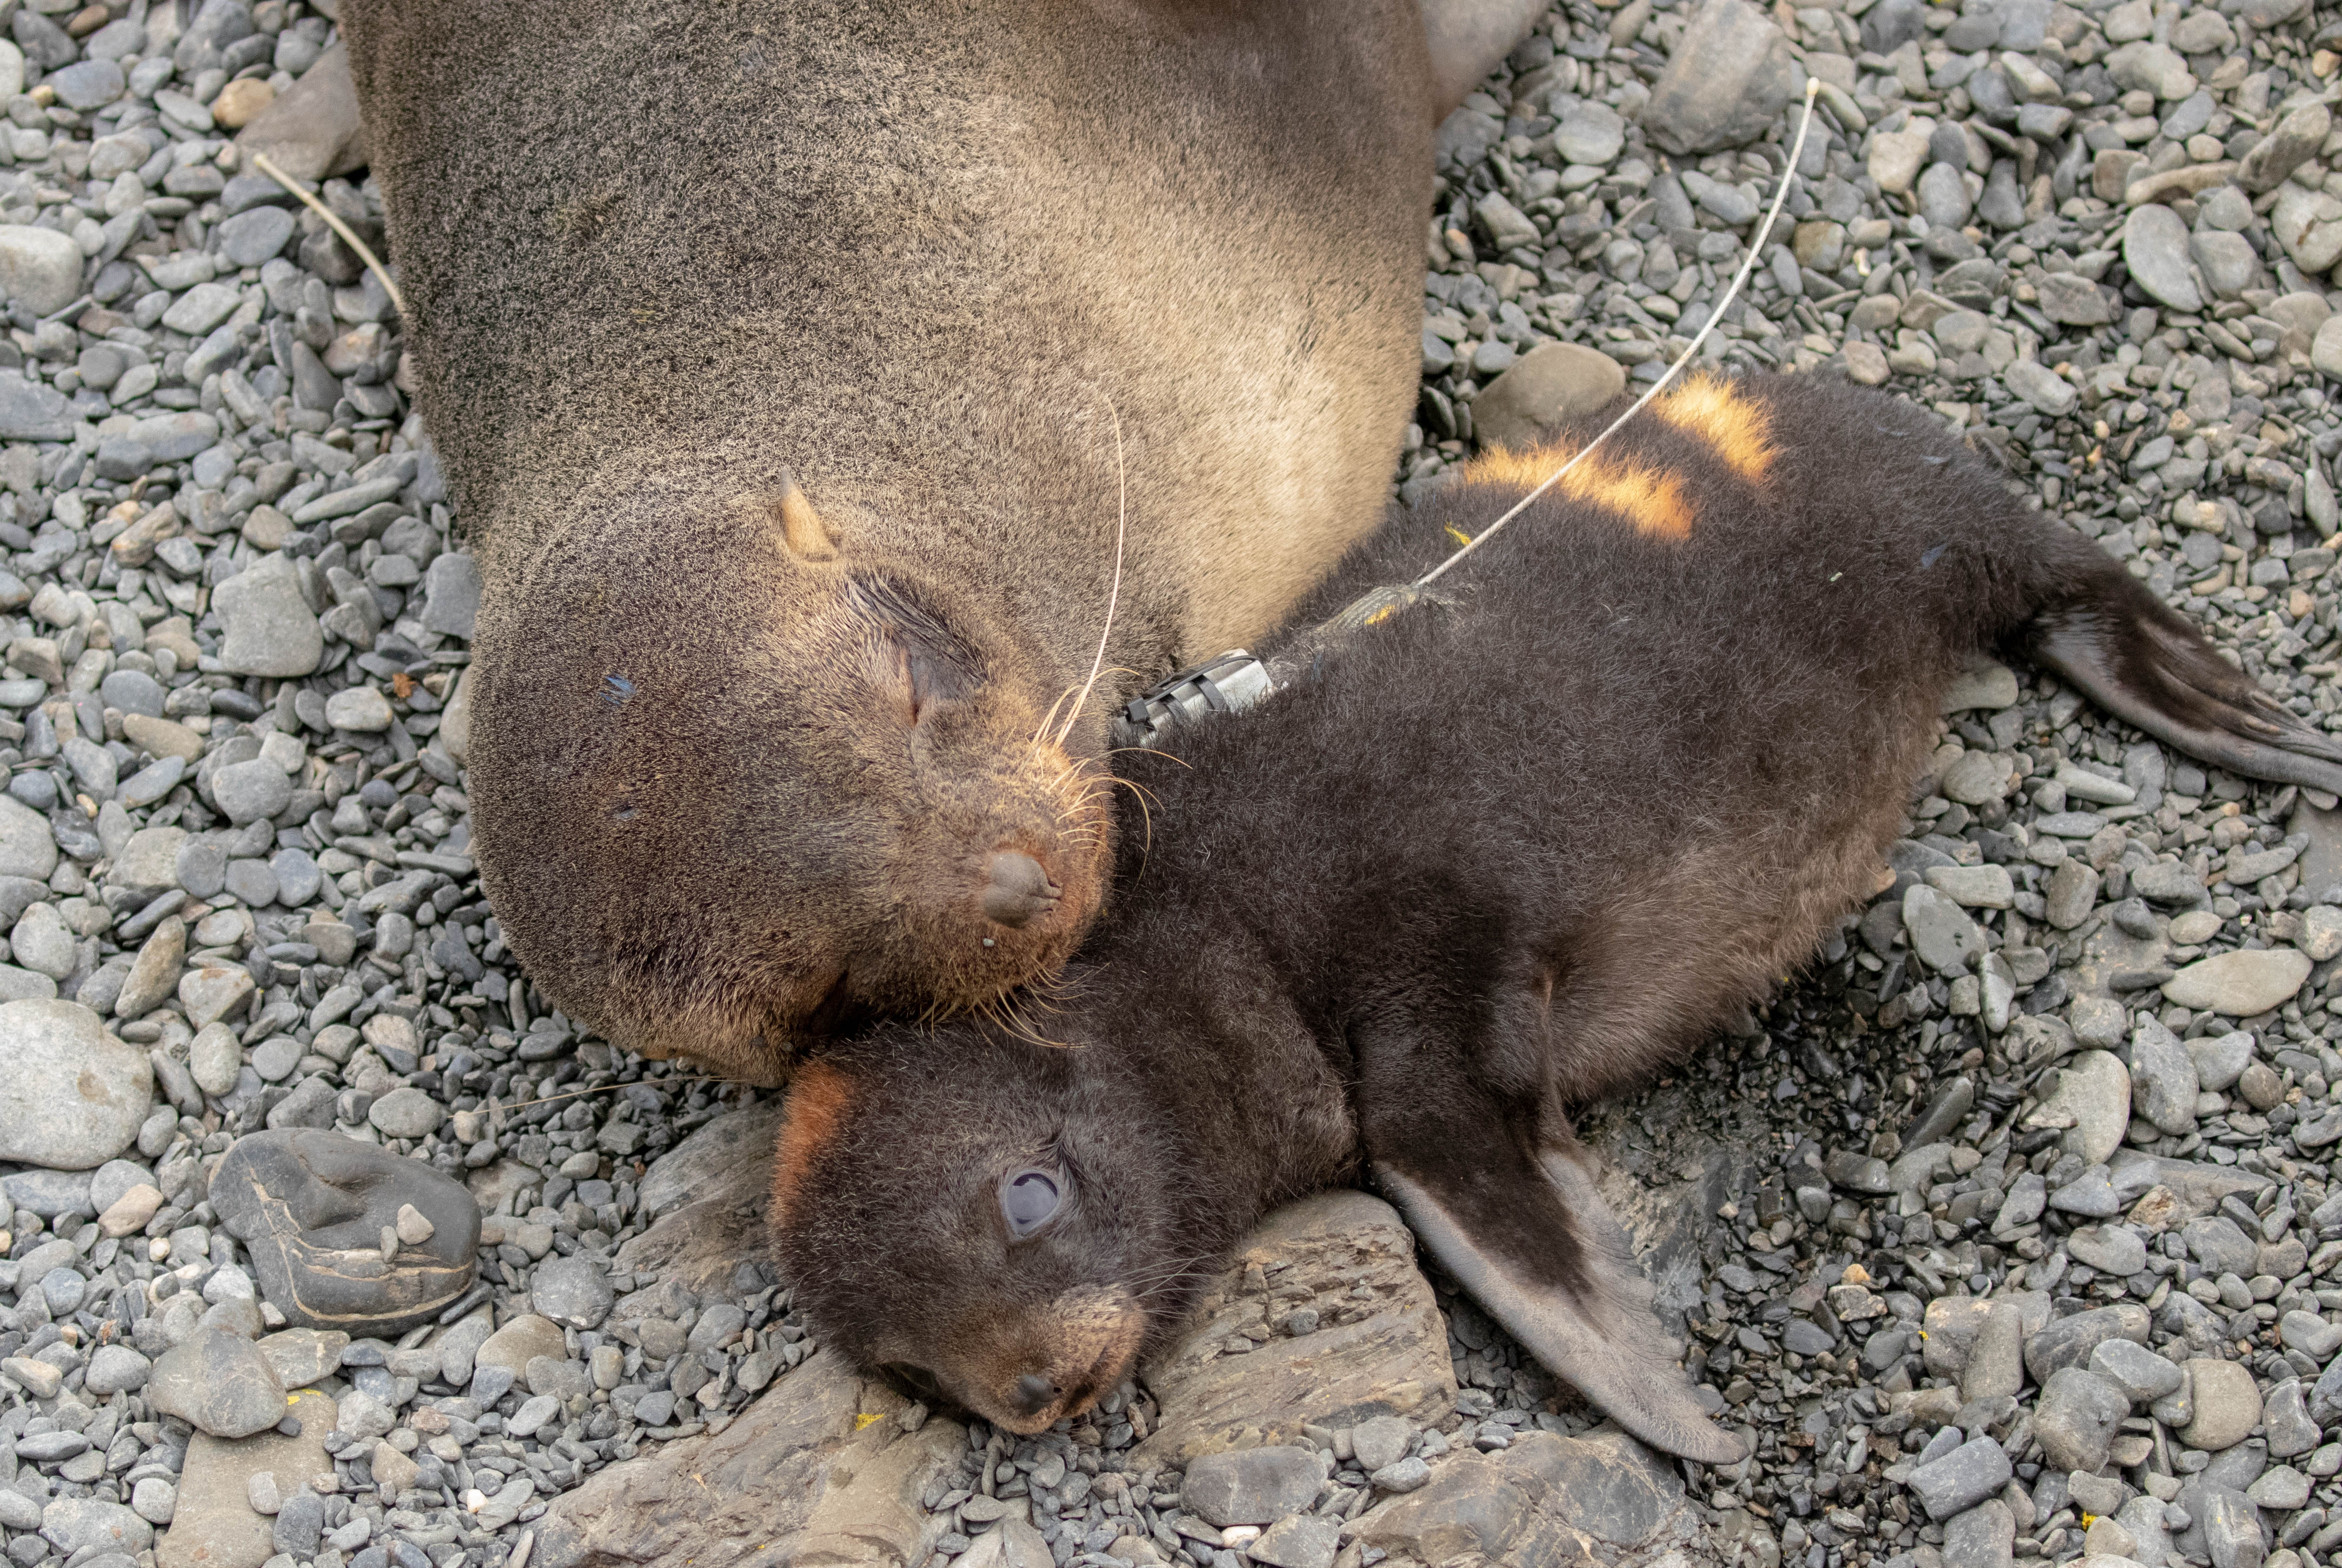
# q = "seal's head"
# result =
<box><xmin>769</xmin><ymin>1035</ymin><xmax>1189</xmax><ymax>1433</ymax></box>
<box><xmin>467</xmin><ymin>474</ymin><xmax>1112</xmax><ymax>1082</ymax></box>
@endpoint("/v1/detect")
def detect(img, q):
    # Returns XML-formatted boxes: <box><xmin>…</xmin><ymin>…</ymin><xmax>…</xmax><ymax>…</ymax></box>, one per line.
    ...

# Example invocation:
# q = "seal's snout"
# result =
<box><xmin>980</xmin><ymin>850</ymin><xmax>1061</xmax><ymax>929</ymax></box>
<box><xmin>1011</xmin><ymin>1372</ymin><xmax>1059</xmax><ymax>1417</ymax></box>
<box><xmin>974</xmin><ymin>1285</ymin><xmax>1146</xmax><ymax>1433</ymax></box>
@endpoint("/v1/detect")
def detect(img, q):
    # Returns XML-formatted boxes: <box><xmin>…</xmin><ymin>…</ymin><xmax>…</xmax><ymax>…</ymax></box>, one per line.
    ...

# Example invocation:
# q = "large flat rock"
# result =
<box><xmin>532</xmin><ymin>1348</ymin><xmax>964</xmax><ymax>1568</ymax></box>
<box><xmin>1133</xmin><ymin>1189</ymin><xmax>1457</xmax><ymax>1468</ymax></box>
<box><xmin>1351</xmin><ymin>1427</ymin><xmax>1700</xmax><ymax>1565</ymax></box>
<box><xmin>611</xmin><ymin>1098</ymin><xmax>783</xmax><ymax>1300</ymax></box>
<box><xmin>157</xmin><ymin>1388</ymin><xmax>336</xmax><ymax>1568</ymax></box>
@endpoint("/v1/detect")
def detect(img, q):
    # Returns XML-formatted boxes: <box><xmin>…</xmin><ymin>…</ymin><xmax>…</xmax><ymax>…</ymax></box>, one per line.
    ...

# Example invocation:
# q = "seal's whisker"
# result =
<box><xmin>1055</xmin><ymin>388</ymin><xmax>1130</xmax><ymax>750</ymax></box>
<box><xmin>1028</xmin><ymin>683</ymin><xmax>1084</xmax><ymax>758</ymax></box>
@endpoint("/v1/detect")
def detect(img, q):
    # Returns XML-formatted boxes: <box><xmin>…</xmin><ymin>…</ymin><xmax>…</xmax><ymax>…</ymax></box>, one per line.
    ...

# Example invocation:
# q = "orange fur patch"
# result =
<box><xmin>772</xmin><ymin>1060</ymin><xmax>855</xmax><ymax>1225</ymax></box>
<box><xmin>1466</xmin><ymin>444</ymin><xmax>1695</xmax><ymax>541</ymax></box>
<box><xmin>1650</xmin><ymin>375</ymin><xmax>1776</xmax><ymax>481</ymax></box>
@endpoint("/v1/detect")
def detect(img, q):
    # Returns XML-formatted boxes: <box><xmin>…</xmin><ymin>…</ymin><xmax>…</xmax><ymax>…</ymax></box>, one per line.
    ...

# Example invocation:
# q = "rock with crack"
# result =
<box><xmin>532</xmin><ymin>1348</ymin><xmax>964</xmax><ymax>1568</ymax></box>
<box><xmin>611</xmin><ymin>1099</ymin><xmax>784</xmax><ymax>1301</ymax></box>
<box><xmin>1131</xmin><ymin>1189</ymin><xmax>1457</xmax><ymax>1468</ymax></box>
<box><xmin>1350</xmin><ymin>1427</ymin><xmax>1701</xmax><ymax>1565</ymax></box>
<box><xmin>209</xmin><ymin>1129</ymin><xmax>480</xmax><ymax>1334</ymax></box>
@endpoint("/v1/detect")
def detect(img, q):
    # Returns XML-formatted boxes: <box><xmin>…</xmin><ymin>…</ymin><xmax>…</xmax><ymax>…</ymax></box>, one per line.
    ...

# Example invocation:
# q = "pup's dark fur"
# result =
<box><xmin>340</xmin><ymin>0</ymin><xmax>1542</xmax><ymax>1081</ymax></box>
<box><xmin>769</xmin><ymin>373</ymin><xmax>2342</xmax><ymax>1460</ymax></box>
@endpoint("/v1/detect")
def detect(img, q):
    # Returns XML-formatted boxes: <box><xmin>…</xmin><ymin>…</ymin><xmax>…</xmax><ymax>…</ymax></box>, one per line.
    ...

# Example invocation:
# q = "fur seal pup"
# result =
<box><xmin>766</xmin><ymin>372</ymin><xmax>2342</xmax><ymax>1461</ymax></box>
<box><xmin>340</xmin><ymin>0</ymin><xmax>1542</xmax><ymax>1079</ymax></box>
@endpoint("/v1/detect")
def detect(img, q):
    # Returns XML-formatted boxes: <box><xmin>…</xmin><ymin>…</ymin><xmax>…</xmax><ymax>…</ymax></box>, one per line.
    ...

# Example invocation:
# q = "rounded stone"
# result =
<box><xmin>2182</xmin><ymin>1358</ymin><xmax>2263</xmax><ymax>1451</ymax></box>
<box><xmin>0</xmin><ymin>226</ymin><xmax>86</xmax><ymax>318</ymax></box>
<box><xmin>174</xmin><ymin>837</ymin><xmax>228</xmax><ymax>899</ymax></box>
<box><xmin>1182</xmin><ymin>1445</ymin><xmax>1323</xmax><ymax>1527</ymax></box>
<box><xmin>8</xmin><ymin>902</ymin><xmax>75</xmax><ymax>980</ymax></box>
<box><xmin>2314</xmin><ymin>316</ymin><xmax>2342</xmax><ymax>382</ymax></box>
<box><xmin>215</xmin><ymin>204</ymin><xmax>295</xmax><ymax>269</ymax></box>
<box><xmin>1637</xmin><ymin>0</ymin><xmax>1796</xmax><ymax>155</ymax></box>
<box><xmin>1940</xmin><ymin>750</ymin><xmax>2013</xmax><ymax>805</ymax></box>
<box><xmin>1843</xmin><ymin>340</ymin><xmax>1890</xmax><ymax>386</ymax></box>
<box><xmin>84</xmin><ymin>1344</ymin><xmax>150</xmax><ymax>1395</ymax></box>
<box><xmin>2122</xmin><ymin>203</ymin><xmax>2202</xmax><ymax>314</ymax></box>
<box><xmin>2029</xmin><ymin>1050</ymin><xmax>2131</xmax><ymax>1165</ymax></box>
<box><xmin>324</xmin><ymin>686</ymin><xmax>395</xmax><ymax>733</ymax></box>
<box><xmin>0</xmin><ymin>795</ymin><xmax>58</xmax><ymax>881</ymax></box>
<box><xmin>209</xmin><ymin>759</ymin><xmax>294</xmax><ymax>826</ymax></box>
<box><xmin>1469</xmin><ymin>341</ymin><xmax>1627</xmax><ymax>454</ymax></box>
<box><xmin>212</xmin><ymin>553</ymin><xmax>323</xmax><ymax>678</ymax></box>
<box><xmin>2036</xmin><ymin>1367</ymin><xmax>2129</xmax><ymax>1471</ymax></box>
<box><xmin>2162</xmin><ymin>949</ymin><xmax>2312</xmax><ymax>1017</ymax></box>
<box><xmin>45</xmin><ymin>60</ymin><xmax>124</xmax><ymax>112</ymax></box>
<box><xmin>143</xmin><ymin>1327</ymin><xmax>286</xmax><ymax>1439</ymax></box>
<box><xmin>129</xmin><ymin>1477</ymin><xmax>174</xmax><ymax>1526</ymax></box>
<box><xmin>0</xmin><ymin>1000</ymin><xmax>152</xmax><ymax>1169</ymax></box>
<box><xmin>188</xmin><ymin>1020</ymin><xmax>242</xmax><ymax>1096</ymax></box>
<box><xmin>367</xmin><ymin>1086</ymin><xmax>443</xmax><ymax>1139</ymax></box>
<box><xmin>529</xmin><ymin>1254</ymin><xmax>614</xmax><ymax>1329</ymax></box>
<box><xmin>210</xmin><ymin>76</ymin><xmax>275</xmax><ymax>130</ymax></box>
<box><xmin>223</xmin><ymin>858</ymin><xmax>279</xmax><ymax>908</ymax></box>
<box><xmin>178</xmin><ymin>966</ymin><xmax>256</xmax><ymax>1030</ymax></box>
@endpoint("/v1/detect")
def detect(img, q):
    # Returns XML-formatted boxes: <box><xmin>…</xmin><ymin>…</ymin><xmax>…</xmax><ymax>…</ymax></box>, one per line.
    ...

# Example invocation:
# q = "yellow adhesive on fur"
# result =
<box><xmin>1466</xmin><ymin>445</ymin><xmax>1695</xmax><ymax>541</ymax></box>
<box><xmin>1650</xmin><ymin>375</ymin><xmax>1776</xmax><ymax>481</ymax></box>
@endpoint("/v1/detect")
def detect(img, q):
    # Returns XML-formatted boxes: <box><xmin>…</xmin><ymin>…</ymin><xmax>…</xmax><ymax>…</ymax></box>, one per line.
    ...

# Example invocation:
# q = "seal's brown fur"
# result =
<box><xmin>771</xmin><ymin>374</ymin><xmax>2342</xmax><ymax>1455</ymax></box>
<box><xmin>343</xmin><ymin>1</ymin><xmax>1531</xmax><ymax>1077</ymax></box>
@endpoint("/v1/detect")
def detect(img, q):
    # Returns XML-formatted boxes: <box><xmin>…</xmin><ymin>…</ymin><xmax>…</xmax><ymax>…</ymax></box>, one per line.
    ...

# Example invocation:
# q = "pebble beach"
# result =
<box><xmin>0</xmin><ymin>0</ymin><xmax>2323</xmax><ymax>1565</ymax></box>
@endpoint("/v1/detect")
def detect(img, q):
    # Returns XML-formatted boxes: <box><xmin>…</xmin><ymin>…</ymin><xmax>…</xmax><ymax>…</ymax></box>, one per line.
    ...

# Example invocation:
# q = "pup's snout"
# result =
<box><xmin>980</xmin><ymin>850</ymin><xmax>1061</xmax><ymax>929</ymax></box>
<box><xmin>1011</xmin><ymin>1372</ymin><xmax>1059</xmax><ymax>1417</ymax></box>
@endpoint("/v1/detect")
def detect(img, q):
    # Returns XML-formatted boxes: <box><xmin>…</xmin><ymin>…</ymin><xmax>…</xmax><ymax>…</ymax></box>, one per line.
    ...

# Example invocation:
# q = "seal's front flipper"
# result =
<box><xmin>1371</xmin><ymin>1134</ymin><xmax>1745</xmax><ymax>1465</ymax></box>
<box><xmin>2025</xmin><ymin>560</ymin><xmax>2342</xmax><ymax>796</ymax></box>
<box><xmin>1420</xmin><ymin>0</ymin><xmax>1548</xmax><ymax>119</ymax></box>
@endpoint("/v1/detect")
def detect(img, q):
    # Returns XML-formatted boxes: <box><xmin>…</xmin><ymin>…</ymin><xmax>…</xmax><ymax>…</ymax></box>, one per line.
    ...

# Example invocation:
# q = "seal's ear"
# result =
<box><xmin>1364</xmin><ymin>1077</ymin><xmax>1744</xmax><ymax>1464</ymax></box>
<box><xmin>734</xmin><ymin>471</ymin><xmax>838</xmax><ymax>562</ymax></box>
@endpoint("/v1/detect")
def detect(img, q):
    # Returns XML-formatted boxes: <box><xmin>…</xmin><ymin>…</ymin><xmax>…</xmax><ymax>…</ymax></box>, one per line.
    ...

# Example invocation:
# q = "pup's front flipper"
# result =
<box><xmin>1371</xmin><ymin>1137</ymin><xmax>1745</xmax><ymax>1465</ymax></box>
<box><xmin>2026</xmin><ymin>554</ymin><xmax>2342</xmax><ymax>796</ymax></box>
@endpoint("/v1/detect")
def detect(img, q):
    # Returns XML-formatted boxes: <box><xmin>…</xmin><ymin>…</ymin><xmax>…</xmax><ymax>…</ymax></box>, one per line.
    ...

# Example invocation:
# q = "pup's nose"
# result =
<box><xmin>980</xmin><ymin>851</ymin><xmax>1061</xmax><ymax>929</ymax></box>
<box><xmin>1012</xmin><ymin>1372</ymin><xmax>1059</xmax><ymax>1416</ymax></box>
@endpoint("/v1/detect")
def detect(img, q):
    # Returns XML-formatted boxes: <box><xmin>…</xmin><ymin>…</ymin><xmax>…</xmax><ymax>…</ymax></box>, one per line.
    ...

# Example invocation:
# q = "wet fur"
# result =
<box><xmin>772</xmin><ymin>372</ymin><xmax>2342</xmax><ymax>1446</ymax></box>
<box><xmin>341</xmin><ymin>0</ymin><xmax>1493</xmax><ymax>1077</ymax></box>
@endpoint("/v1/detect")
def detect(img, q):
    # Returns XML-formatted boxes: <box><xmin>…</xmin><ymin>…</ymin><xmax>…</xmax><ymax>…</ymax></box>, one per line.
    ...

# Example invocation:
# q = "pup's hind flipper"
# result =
<box><xmin>1373</xmin><ymin>1146</ymin><xmax>1746</xmax><ymax>1465</ymax></box>
<box><xmin>2026</xmin><ymin>566</ymin><xmax>2342</xmax><ymax>797</ymax></box>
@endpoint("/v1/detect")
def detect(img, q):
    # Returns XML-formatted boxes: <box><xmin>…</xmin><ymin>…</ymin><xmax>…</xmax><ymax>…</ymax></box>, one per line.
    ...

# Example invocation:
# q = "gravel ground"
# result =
<box><xmin>0</xmin><ymin>0</ymin><xmax>2325</xmax><ymax>1565</ymax></box>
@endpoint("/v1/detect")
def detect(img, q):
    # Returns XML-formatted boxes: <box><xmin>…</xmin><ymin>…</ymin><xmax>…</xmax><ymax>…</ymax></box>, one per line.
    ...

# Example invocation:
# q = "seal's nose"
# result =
<box><xmin>980</xmin><ymin>851</ymin><xmax>1061</xmax><ymax>929</ymax></box>
<box><xmin>1012</xmin><ymin>1372</ymin><xmax>1059</xmax><ymax>1416</ymax></box>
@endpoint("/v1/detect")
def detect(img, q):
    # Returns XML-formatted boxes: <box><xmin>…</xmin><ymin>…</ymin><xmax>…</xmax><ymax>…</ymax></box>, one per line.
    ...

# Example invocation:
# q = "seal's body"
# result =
<box><xmin>769</xmin><ymin>373</ymin><xmax>2342</xmax><ymax>1460</ymax></box>
<box><xmin>343</xmin><ymin>0</ymin><xmax>1537</xmax><ymax>1076</ymax></box>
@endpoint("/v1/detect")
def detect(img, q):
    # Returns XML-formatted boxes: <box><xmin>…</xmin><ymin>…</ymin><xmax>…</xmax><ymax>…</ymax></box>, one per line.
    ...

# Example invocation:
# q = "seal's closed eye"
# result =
<box><xmin>1000</xmin><ymin>1169</ymin><xmax>1062</xmax><ymax>1238</ymax></box>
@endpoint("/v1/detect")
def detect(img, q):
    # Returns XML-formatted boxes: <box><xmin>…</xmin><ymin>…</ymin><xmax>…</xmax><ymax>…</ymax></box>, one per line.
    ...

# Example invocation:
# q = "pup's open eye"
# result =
<box><xmin>999</xmin><ymin>1169</ymin><xmax>1063</xmax><ymax>1238</ymax></box>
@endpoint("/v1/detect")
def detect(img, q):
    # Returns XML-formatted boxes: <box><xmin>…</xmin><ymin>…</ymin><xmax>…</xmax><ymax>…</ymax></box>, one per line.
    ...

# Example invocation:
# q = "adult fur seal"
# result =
<box><xmin>767</xmin><ymin>372</ymin><xmax>2342</xmax><ymax>1462</ymax></box>
<box><xmin>340</xmin><ymin>0</ymin><xmax>1542</xmax><ymax>1080</ymax></box>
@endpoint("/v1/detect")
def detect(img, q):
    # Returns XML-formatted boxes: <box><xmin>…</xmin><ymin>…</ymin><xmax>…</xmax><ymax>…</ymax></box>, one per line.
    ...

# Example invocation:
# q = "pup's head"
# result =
<box><xmin>467</xmin><ymin>475</ymin><xmax>1113</xmax><ymax>1082</ymax></box>
<box><xmin>769</xmin><ymin>1030</ymin><xmax>1198</xmax><ymax>1433</ymax></box>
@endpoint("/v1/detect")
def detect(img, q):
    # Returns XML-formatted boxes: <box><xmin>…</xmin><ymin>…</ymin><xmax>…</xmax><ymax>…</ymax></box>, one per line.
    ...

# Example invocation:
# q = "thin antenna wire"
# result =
<box><xmin>1056</xmin><ymin>388</ymin><xmax>1130</xmax><ymax>748</ymax></box>
<box><xmin>1415</xmin><ymin>80</ymin><xmax>1823</xmax><ymax>590</ymax></box>
<box><xmin>250</xmin><ymin>151</ymin><xmax>410</xmax><ymax>318</ymax></box>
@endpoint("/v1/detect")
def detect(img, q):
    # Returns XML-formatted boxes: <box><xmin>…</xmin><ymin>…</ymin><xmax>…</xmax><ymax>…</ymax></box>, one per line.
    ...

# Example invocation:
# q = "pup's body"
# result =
<box><xmin>341</xmin><ymin>0</ymin><xmax>1540</xmax><ymax>1076</ymax></box>
<box><xmin>771</xmin><ymin>373</ymin><xmax>2342</xmax><ymax>1460</ymax></box>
